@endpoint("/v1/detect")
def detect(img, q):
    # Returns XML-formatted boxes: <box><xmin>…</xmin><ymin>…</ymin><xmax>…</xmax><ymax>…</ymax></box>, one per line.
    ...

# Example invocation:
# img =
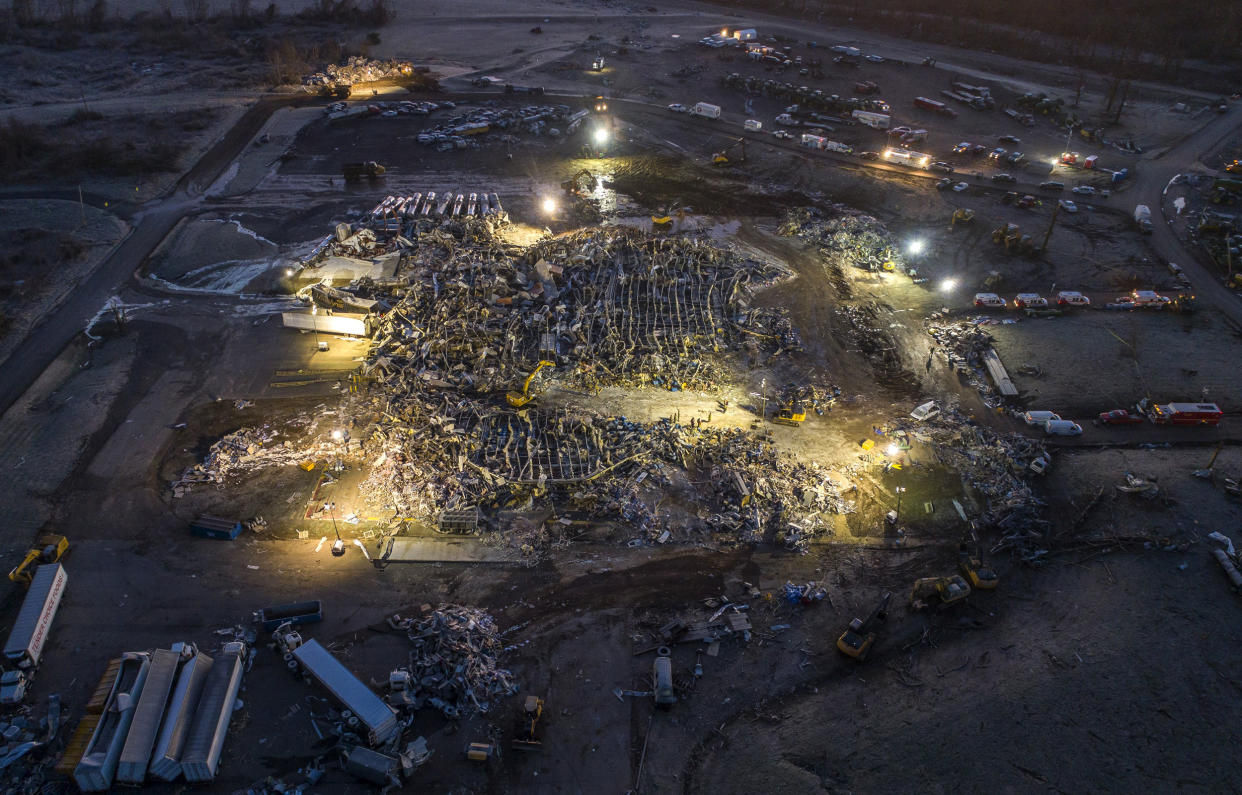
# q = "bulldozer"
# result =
<box><xmin>9</xmin><ymin>534</ymin><xmax>68</xmax><ymax>585</ymax></box>
<box><xmin>342</xmin><ymin>161</ymin><xmax>385</xmax><ymax>181</ymax></box>
<box><xmin>652</xmin><ymin>202</ymin><xmax>683</xmax><ymax>232</ymax></box>
<box><xmin>909</xmin><ymin>575</ymin><xmax>971</xmax><ymax>611</ymax></box>
<box><xmin>836</xmin><ymin>591</ymin><xmax>892</xmax><ymax>661</ymax></box>
<box><xmin>950</xmin><ymin>208</ymin><xmax>975</xmax><ymax>229</ymax></box>
<box><xmin>506</xmin><ymin>361</ymin><xmax>555</xmax><ymax>408</ymax></box>
<box><xmin>958</xmin><ymin>538</ymin><xmax>998</xmax><ymax>590</ymax></box>
<box><xmin>773</xmin><ymin>400</ymin><xmax>806</xmax><ymax>427</ymax></box>
<box><xmin>712</xmin><ymin>137</ymin><xmax>746</xmax><ymax>166</ymax></box>
<box><xmin>512</xmin><ymin>695</ymin><xmax>545</xmax><ymax>751</ymax></box>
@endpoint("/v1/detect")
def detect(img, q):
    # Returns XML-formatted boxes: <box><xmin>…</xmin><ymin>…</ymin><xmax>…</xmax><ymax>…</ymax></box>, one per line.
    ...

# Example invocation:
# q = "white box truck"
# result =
<box><xmin>801</xmin><ymin>133</ymin><xmax>826</xmax><ymax>149</ymax></box>
<box><xmin>743</xmin><ymin>119</ymin><xmax>762</xmax><ymax>132</ymax></box>
<box><xmin>690</xmin><ymin>102</ymin><xmax>721</xmax><ymax>119</ymax></box>
<box><xmin>4</xmin><ymin>563</ymin><xmax>66</xmax><ymax>669</ymax></box>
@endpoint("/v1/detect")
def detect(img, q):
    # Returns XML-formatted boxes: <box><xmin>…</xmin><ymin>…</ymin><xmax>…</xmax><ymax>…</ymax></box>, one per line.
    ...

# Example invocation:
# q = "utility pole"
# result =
<box><xmin>1041</xmin><ymin>199</ymin><xmax>1062</xmax><ymax>252</ymax></box>
<box><xmin>894</xmin><ymin>486</ymin><xmax>906</xmax><ymax>525</ymax></box>
<box><xmin>759</xmin><ymin>376</ymin><xmax>767</xmax><ymax>421</ymax></box>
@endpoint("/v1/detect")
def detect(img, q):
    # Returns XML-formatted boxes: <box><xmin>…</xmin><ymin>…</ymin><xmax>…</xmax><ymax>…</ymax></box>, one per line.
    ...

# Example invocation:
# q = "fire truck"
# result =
<box><xmin>1143</xmin><ymin>401</ymin><xmax>1222</xmax><ymax>426</ymax></box>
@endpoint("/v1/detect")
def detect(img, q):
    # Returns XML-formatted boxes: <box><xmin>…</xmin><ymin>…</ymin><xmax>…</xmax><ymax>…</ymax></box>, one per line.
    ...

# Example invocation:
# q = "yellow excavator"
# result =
<box><xmin>712</xmin><ymin>137</ymin><xmax>746</xmax><ymax>166</ymax></box>
<box><xmin>836</xmin><ymin>591</ymin><xmax>891</xmax><ymax>661</ymax></box>
<box><xmin>910</xmin><ymin>575</ymin><xmax>971</xmax><ymax>610</ymax></box>
<box><xmin>958</xmin><ymin>539</ymin><xmax>999</xmax><ymax>590</ymax></box>
<box><xmin>773</xmin><ymin>400</ymin><xmax>806</xmax><ymax>427</ymax></box>
<box><xmin>9</xmin><ymin>534</ymin><xmax>68</xmax><ymax>585</ymax></box>
<box><xmin>512</xmin><ymin>695</ymin><xmax>545</xmax><ymax>751</ymax></box>
<box><xmin>950</xmin><ymin>208</ymin><xmax>975</xmax><ymax>228</ymax></box>
<box><xmin>562</xmin><ymin>169</ymin><xmax>595</xmax><ymax>197</ymax></box>
<box><xmin>507</xmin><ymin>361</ymin><xmax>555</xmax><ymax>407</ymax></box>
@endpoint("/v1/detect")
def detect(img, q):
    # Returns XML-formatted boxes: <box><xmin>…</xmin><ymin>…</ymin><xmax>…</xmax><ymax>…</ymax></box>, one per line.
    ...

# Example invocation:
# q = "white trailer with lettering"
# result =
<box><xmin>3</xmin><ymin>563</ymin><xmax>66</xmax><ymax>669</ymax></box>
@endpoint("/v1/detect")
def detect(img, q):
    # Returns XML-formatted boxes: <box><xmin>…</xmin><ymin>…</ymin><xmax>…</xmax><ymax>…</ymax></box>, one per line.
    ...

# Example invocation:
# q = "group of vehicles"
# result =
<box><xmin>836</xmin><ymin>539</ymin><xmax>998</xmax><ymax>661</ymax></box>
<box><xmin>1020</xmin><ymin>400</ymin><xmax>1223</xmax><ymax>437</ymax></box>
<box><xmin>973</xmin><ymin>289</ymin><xmax>1183</xmax><ymax>310</ymax></box>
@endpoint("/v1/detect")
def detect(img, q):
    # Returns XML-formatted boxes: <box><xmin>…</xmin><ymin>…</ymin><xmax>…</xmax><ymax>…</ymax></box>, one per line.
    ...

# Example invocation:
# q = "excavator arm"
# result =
<box><xmin>507</xmin><ymin>361</ymin><xmax>556</xmax><ymax>407</ymax></box>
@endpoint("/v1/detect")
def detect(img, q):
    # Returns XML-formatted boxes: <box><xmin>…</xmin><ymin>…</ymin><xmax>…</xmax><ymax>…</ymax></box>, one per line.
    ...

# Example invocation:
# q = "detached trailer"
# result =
<box><xmin>852</xmin><ymin>110</ymin><xmax>890</xmax><ymax>129</ymax></box>
<box><xmin>75</xmin><ymin>652</ymin><xmax>152</xmax><ymax>792</ymax></box>
<box><xmin>181</xmin><ymin>642</ymin><xmax>247</xmax><ymax>783</ymax></box>
<box><xmin>116</xmin><ymin>649</ymin><xmax>182</xmax><ymax>785</ymax></box>
<box><xmin>292</xmin><ymin>639</ymin><xmax>398</xmax><ymax>746</ymax></box>
<box><xmin>4</xmin><ymin>563</ymin><xmax>67</xmax><ymax>669</ymax></box>
<box><xmin>148</xmin><ymin>651</ymin><xmax>214</xmax><ymax>782</ymax></box>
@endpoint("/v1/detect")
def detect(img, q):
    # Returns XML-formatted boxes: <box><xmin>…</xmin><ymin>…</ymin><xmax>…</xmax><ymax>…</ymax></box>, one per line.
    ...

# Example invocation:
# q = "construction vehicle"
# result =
<box><xmin>561</xmin><ymin>169</ymin><xmax>596</xmax><ymax>197</ymax></box>
<box><xmin>592</xmin><ymin>95</ymin><xmax>608</xmax><ymax>113</ymax></box>
<box><xmin>950</xmin><ymin>208</ymin><xmax>974</xmax><ymax>228</ymax></box>
<box><xmin>909</xmin><ymin>575</ymin><xmax>971</xmax><ymax>610</ymax></box>
<box><xmin>836</xmin><ymin>592</ymin><xmax>892</xmax><ymax>661</ymax></box>
<box><xmin>958</xmin><ymin>539</ymin><xmax>999</xmax><ymax>590</ymax></box>
<box><xmin>8</xmin><ymin>534</ymin><xmax>68</xmax><ymax>585</ymax></box>
<box><xmin>512</xmin><ymin>695</ymin><xmax>545</xmax><ymax>751</ymax></box>
<box><xmin>773</xmin><ymin>400</ymin><xmax>806</xmax><ymax>427</ymax></box>
<box><xmin>1170</xmin><ymin>293</ymin><xmax>1197</xmax><ymax>313</ymax></box>
<box><xmin>506</xmin><ymin>361</ymin><xmax>555</xmax><ymax>407</ymax></box>
<box><xmin>712</xmin><ymin>137</ymin><xmax>746</xmax><ymax>166</ymax></box>
<box><xmin>342</xmin><ymin>161</ymin><xmax>385</xmax><ymax>181</ymax></box>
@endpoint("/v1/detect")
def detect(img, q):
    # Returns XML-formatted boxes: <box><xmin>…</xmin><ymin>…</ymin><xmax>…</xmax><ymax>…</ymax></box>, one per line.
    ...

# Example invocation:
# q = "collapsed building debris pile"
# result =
<box><xmin>389</xmin><ymin>606</ymin><xmax>516</xmax><ymax>719</ymax></box>
<box><xmin>922</xmin><ymin>413</ymin><xmax>1050</xmax><ymax>553</ymax></box>
<box><xmin>303</xmin><ymin>57</ymin><xmax>414</xmax><ymax>89</ymax></box>
<box><xmin>925</xmin><ymin>315</ymin><xmax>1007</xmax><ymax>404</ymax></box>
<box><xmin>779</xmin><ymin>207</ymin><xmax>899</xmax><ymax>273</ymax></box>
<box><xmin>417</xmin><ymin>104</ymin><xmax>572</xmax><ymax>149</ymax></box>
<box><xmin>171</xmin><ymin>427</ymin><xmax>313</xmax><ymax>493</ymax></box>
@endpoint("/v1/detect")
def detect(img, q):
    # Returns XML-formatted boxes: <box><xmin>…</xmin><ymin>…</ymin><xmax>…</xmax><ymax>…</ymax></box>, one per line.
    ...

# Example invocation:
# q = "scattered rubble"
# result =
<box><xmin>388</xmin><ymin>605</ymin><xmax>516</xmax><ymax>719</ymax></box>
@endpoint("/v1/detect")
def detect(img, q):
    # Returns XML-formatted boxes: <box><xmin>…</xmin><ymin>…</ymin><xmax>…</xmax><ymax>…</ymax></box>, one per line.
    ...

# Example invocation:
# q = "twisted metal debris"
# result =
<box><xmin>391</xmin><ymin>605</ymin><xmax>515</xmax><ymax>719</ymax></box>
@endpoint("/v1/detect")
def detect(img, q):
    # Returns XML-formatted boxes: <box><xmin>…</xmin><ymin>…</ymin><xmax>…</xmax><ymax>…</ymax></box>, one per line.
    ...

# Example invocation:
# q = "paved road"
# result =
<box><xmin>0</xmin><ymin>96</ymin><xmax>306</xmax><ymax>418</ymax></box>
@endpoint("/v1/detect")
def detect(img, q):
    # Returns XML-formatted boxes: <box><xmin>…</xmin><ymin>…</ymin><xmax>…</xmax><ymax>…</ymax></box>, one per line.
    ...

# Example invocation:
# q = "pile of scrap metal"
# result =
<box><xmin>386</xmin><ymin>605</ymin><xmax>516</xmax><ymax>719</ymax></box>
<box><xmin>302</xmin><ymin>57</ymin><xmax>415</xmax><ymax>89</ymax></box>
<box><xmin>925</xmin><ymin>315</ymin><xmax>1005</xmax><ymax>404</ymax></box>
<box><xmin>778</xmin><ymin>207</ymin><xmax>901</xmax><ymax>273</ymax></box>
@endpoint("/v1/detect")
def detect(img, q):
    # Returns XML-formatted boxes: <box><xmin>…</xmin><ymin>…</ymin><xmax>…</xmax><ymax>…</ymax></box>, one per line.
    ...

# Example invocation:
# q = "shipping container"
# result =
<box><xmin>690</xmin><ymin>102</ymin><xmax>721</xmax><ymax>119</ymax></box>
<box><xmin>188</xmin><ymin>516</ymin><xmax>242</xmax><ymax>541</ymax></box>
<box><xmin>257</xmin><ymin>600</ymin><xmax>324</xmax><ymax>632</ymax></box>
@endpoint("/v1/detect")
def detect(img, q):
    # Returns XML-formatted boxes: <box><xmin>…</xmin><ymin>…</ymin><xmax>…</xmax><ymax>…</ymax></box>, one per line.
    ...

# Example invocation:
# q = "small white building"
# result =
<box><xmin>733</xmin><ymin>28</ymin><xmax>757</xmax><ymax>42</ymax></box>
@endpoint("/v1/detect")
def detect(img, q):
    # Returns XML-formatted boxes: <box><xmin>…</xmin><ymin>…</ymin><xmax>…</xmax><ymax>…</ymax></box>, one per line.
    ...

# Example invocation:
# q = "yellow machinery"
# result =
<box><xmin>950</xmin><ymin>208</ymin><xmax>975</xmax><ymax>228</ymax></box>
<box><xmin>712</xmin><ymin>137</ymin><xmax>746</xmax><ymax>166</ymax></box>
<box><xmin>562</xmin><ymin>169</ymin><xmax>595</xmax><ymax>197</ymax></box>
<box><xmin>512</xmin><ymin>695</ymin><xmax>545</xmax><ymax>751</ymax></box>
<box><xmin>773</xmin><ymin>400</ymin><xmax>806</xmax><ymax>427</ymax></box>
<box><xmin>910</xmin><ymin>575</ymin><xmax>971</xmax><ymax>610</ymax></box>
<box><xmin>958</xmin><ymin>540</ymin><xmax>999</xmax><ymax>590</ymax></box>
<box><xmin>593</xmin><ymin>95</ymin><xmax>608</xmax><ymax>113</ymax></box>
<box><xmin>836</xmin><ymin>592</ymin><xmax>891</xmax><ymax>661</ymax></box>
<box><xmin>8</xmin><ymin>534</ymin><xmax>68</xmax><ymax>585</ymax></box>
<box><xmin>506</xmin><ymin>361</ymin><xmax>555</xmax><ymax>407</ymax></box>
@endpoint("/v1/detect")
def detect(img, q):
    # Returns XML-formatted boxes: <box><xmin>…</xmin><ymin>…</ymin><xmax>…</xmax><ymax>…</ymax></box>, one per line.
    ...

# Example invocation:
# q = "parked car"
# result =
<box><xmin>667</xmin><ymin>103</ymin><xmax>688</xmax><ymax>113</ymax></box>
<box><xmin>1055</xmin><ymin>290</ymin><xmax>1090</xmax><ymax>306</ymax></box>
<box><xmin>1039</xmin><ymin>181</ymin><xmax>1065</xmax><ymax>191</ymax></box>
<box><xmin>999</xmin><ymin>134</ymin><xmax>1021</xmax><ymax>144</ymax></box>
<box><xmin>1001</xmin><ymin>191</ymin><xmax>1020</xmax><ymax>204</ymax></box>
<box><xmin>930</xmin><ymin>161</ymin><xmax>953</xmax><ymax>173</ymax></box>
<box><xmin>1059</xmin><ymin>199</ymin><xmax>1079</xmax><ymax>213</ymax></box>
<box><xmin>864</xmin><ymin>54</ymin><xmax>884</xmax><ymax>63</ymax></box>
<box><xmin>988</xmin><ymin>147</ymin><xmax>1006</xmax><ymax>160</ymax></box>
<box><xmin>952</xmin><ymin>182</ymin><xmax>969</xmax><ymax>192</ymax></box>
<box><xmin>1013</xmin><ymin>293</ymin><xmax>1048</xmax><ymax>308</ymax></box>
<box><xmin>858</xmin><ymin>150</ymin><xmax>879</xmax><ymax>160</ymax></box>
<box><xmin>1044</xmin><ymin>420</ymin><xmax>1083</xmax><ymax>436</ymax></box>
<box><xmin>1005</xmin><ymin>151</ymin><xmax>1024</xmax><ymax>164</ymax></box>
<box><xmin>773</xmin><ymin>130</ymin><xmax>795</xmax><ymax>140</ymax></box>
<box><xmin>970</xmin><ymin>144</ymin><xmax>988</xmax><ymax>156</ymax></box>
<box><xmin>1098</xmin><ymin>409</ymin><xmax>1143</xmax><ymax>425</ymax></box>
<box><xmin>936</xmin><ymin>177</ymin><xmax>954</xmax><ymax>190</ymax></box>
<box><xmin>1072</xmin><ymin>185</ymin><xmax>1097</xmax><ymax>195</ymax></box>
<box><xmin>1017</xmin><ymin>195</ymin><xmax>1036</xmax><ymax>209</ymax></box>
<box><xmin>974</xmin><ymin>292</ymin><xmax>1006</xmax><ymax>308</ymax></box>
<box><xmin>991</xmin><ymin>173</ymin><xmax>1016</xmax><ymax>183</ymax></box>
<box><xmin>952</xmin><ymin>142</ymin><xmax>972</xmax><ymax>154</ymax></box>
